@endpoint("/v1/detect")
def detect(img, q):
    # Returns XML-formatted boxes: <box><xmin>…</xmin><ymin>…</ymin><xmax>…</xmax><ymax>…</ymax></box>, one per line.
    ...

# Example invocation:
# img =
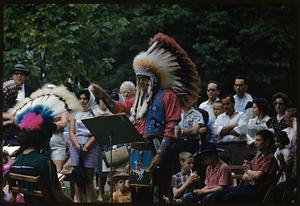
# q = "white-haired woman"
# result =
<box><xmin>120</xmin><ymin>81</ymin><xmax>136</xmax><ymax>100</ymax></box>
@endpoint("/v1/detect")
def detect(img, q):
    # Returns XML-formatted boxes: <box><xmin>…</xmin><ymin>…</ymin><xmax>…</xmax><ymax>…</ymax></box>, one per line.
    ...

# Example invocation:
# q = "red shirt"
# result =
<box><xmin>204</xmin><ymin>160</ymin><xmax>231</xmax><ymax>188</ymax></box>
<box><xmin>249</xmin><ymin>152</ymin><xmax>278</xmax><ymax>187</ymax></box>
<box><xmin>113</xmin><ymin>89</ymin><xmax>181</xmax><ymax>138</ymax></box>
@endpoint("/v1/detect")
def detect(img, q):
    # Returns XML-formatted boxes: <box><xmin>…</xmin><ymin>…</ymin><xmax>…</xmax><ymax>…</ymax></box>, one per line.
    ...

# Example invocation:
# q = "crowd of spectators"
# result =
<box><xmin>2</xmin><ymin>64</ymin><xmax>297</xmax><ymax>203</ymax></box>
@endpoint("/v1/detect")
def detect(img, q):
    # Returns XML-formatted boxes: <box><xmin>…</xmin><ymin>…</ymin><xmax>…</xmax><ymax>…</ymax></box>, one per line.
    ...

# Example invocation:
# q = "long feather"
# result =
<box><xmin>133</xmin><ymin>33</ymin><xmax>200</xmax><ymax>109</ymax></box>
<box><xmin>10</xmin><ymin>85</ymin><xmax>80</xmax><ymax>125</ymax></box>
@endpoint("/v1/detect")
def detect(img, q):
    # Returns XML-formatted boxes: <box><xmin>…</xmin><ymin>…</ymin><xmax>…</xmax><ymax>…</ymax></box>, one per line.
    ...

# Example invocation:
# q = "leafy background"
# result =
<box><xmin>3</xmin><ymin>4</ymin><xmax>297</xmax><ymax>104</ymax></box>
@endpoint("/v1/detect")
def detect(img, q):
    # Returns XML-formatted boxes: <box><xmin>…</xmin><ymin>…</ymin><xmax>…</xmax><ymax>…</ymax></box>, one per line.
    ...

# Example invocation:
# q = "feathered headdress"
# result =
<box><xmin>8</xmin><ymin>85</ymin><xmax>80</xmax><ymax>131</ymax></box>
<box><xmin>133</xmin><ymin>33</ymin><xmax>200</xmax><ymax>109</ymax></box>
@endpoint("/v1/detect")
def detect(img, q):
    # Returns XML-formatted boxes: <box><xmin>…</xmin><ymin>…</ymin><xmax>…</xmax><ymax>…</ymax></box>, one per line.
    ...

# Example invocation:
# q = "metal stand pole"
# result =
<box><xmin>108</xmin><ymin>131</ymin><xmax>113</xmax><ymax>202</ymax></box>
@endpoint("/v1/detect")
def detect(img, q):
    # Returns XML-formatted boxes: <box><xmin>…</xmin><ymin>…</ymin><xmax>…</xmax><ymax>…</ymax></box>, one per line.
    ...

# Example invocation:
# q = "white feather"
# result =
<box><xmin>146</xmin><ymin>41</ymin><xmax>158</xmax><ymax>53</ymax></box>
<box><xmin>9</xmin><ymin>85</ymin><xmax>80</xmax><ymax>121</ymax></box>
<box><xmin>51</xmin><ymin>85</ymin><xmax>80</xmax><ymax>111</ymax></box>
<box><xmin>7</xmin><ymin>97</ymin><xmax>31</xmax><ymax>117</ymax></box>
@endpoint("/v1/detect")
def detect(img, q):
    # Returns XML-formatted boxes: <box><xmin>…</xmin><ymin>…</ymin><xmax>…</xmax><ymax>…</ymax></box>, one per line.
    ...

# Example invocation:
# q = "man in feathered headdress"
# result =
<box><xmin>91</xmin><ymin>33</ymin><xmax>200</xmax><ymax>203</ymax></box>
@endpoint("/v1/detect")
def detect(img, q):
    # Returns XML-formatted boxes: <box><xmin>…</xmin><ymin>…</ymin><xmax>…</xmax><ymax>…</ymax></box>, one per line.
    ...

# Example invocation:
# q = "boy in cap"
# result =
<box><xmin>112</xmin><ymin>173</ymin><xmax>131</xmax><ymax>203</ymax></box>
<box><xmin>194</xmin><ymin>142</ymin><xmax>231</xmax><ymax>203</ymax></box>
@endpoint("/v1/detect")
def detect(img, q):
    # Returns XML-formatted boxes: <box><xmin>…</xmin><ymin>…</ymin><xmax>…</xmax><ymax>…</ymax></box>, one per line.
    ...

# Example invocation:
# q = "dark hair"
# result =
<box><xmin>272</xmin><ymin>92</ymin><xmax>291</xmax><ymax>107</ymax></box>
<box><xmin>208</xmin><ymin>80</ymin><xmax>220</xmax><ymax>90</ymax></box>
<box><xmin>256</xmin><ymin>130</ymin><xmax>275</xmax><ymax>148</ymax></box>
<box><xmin>274</xmin><ymin>131</ymin><xmax>290</xmax><ymax>146</ymax></box>
<box><xmin>214</xmin><ymin>100</ymin><xmax>223</xmax><ymax>104</ymax></box>
<box><xmin>16</xmin><ymin>122</ymin><xmax>57</xmax><ymax>151</ymax></box>
<box><xmin>77</xmin><ymin>89</ymin><xmax>90</xmax><ymax>100</ymax></box>
<box><xmin>235</xmin><ymin>75</ymin><xmax>248</xmax><ymax>85</ymax></box>
<box><xmin>253</xmin><ymin>98</ymin><xmax>270</xmax><ymax>116</ymax></box>
<box><xmin>221</xmin><ymin>94</ymin><xmax>234</xmax><ymax>104</ymax></box>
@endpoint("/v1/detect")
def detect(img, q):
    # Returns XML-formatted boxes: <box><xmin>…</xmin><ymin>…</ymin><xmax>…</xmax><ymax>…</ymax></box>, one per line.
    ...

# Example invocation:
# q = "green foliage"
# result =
<box><xmin>3</xmin><ymin>4</ymin><xmax>296</xmax><ymax>103</ymax></box>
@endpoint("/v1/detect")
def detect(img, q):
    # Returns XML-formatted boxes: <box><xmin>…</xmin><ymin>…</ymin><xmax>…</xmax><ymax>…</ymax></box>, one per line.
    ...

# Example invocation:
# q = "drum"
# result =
<box><xmin>103</xmin><ymin>144</ymin><xmax>130</xmax><ymax>167</ymax></box>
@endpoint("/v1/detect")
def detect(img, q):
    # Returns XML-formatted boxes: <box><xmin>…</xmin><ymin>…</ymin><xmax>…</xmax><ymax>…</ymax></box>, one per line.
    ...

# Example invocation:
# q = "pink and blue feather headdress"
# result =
<box><xmin>8</xmin><ymin>85</ymin><xmax>80</xmax><ymax>131</ymax></box>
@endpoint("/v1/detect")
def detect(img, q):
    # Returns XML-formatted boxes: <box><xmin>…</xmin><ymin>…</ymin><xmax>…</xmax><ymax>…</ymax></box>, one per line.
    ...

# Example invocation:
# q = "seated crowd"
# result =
<box><xmin>2</xmin><ymin>65</ymin><xmax>297</xmax><ymax>204</ymax></box>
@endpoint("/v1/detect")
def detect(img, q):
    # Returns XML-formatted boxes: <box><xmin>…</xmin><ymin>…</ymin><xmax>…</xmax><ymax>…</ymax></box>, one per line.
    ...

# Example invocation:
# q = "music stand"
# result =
<box><xmin>82</xmin><ymin>113</ymin><xmax>144</xmax><ymax>202</ymax></box>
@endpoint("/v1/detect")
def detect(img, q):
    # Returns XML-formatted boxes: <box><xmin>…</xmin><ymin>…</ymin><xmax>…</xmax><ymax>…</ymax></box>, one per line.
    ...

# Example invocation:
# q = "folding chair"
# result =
<box><xmin>262</xmin><ymin>166</ymin><xmax>285</xmax><ymax>203</ymax></box>
<box><xmin>7</xmin><ymin>172</ymin><xmax>51</xmax><ymax>202</ymax></box>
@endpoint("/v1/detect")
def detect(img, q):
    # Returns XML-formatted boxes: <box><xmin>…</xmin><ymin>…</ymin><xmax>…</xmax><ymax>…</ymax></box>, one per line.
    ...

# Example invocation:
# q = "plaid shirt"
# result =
<box><xmin>3</xmin><ymin>80</ymin><xmax>18</xmax><ymax>112</ymax></box>
<box><xmin>171</xmin><ymin>171</ymin><xmax>198</xmax><ymax>201</ymax></box>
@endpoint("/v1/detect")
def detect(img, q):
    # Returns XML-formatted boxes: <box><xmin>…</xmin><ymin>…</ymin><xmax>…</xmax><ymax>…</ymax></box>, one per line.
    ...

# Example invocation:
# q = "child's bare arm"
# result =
<box><xmin>173</xmin><ymin>172</ymin><xmax>199</xmax><ymax>198</ymax></box>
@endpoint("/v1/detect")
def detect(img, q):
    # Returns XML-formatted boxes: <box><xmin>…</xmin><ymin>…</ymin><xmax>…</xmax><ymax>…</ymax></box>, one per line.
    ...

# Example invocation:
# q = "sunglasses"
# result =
<box><xmin>13</xmin><ymin>72</ymin><xmax>25</xmax><ymax>76</ymax></box>
<box><xmin>207</xmin><ymin>89</ymin><xmax>217</xmax><ymax>92</ymax></box>
<box><xmin>274</xmin><ymin>102</ymin><xmax>284</xmax><ymax>106</ymax></box>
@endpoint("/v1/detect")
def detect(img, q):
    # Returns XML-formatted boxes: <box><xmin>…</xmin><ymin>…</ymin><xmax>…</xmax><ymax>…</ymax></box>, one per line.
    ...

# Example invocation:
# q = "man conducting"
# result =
<box><xmin>91</xmin><ymin>33</ymin><xmax>200</xmax><ymax>203</ymax></box>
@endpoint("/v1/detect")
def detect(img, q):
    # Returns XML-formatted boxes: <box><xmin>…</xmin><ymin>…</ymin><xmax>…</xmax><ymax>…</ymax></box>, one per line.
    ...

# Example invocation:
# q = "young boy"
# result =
<box><xmin>112</xmin><ymin>173</ymin><xmax>131</xmax><ymax>203</ymax></box>
<box><xmin>193</xmin><ymin>143</ymin><xmax>231</xmax><ymax>202</ymax></box>
<box><xmin>211</xmin><ymin>100</ymin><xmax>224</xmax><ymax>143</ymax></box>
<box><xmin>213</xmin><ymin>100</ymin><xmax>224</xmax><ymax>119</ymax></box>
<box><xmin>171</xmin><ymin>152</ymin><xmax>200</xmax><ymax>203</ymax></box>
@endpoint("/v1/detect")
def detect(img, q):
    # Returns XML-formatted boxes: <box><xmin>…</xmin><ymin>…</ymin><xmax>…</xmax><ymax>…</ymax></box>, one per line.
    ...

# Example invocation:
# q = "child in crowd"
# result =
<box><xmin>112</xmin><ymin>173</ymin><xmax>131</xmax><ymax>203</ymax></box>
<box><xmin>194</xmin><ymin>143</ymin><xmax>231</xmax><ymax>202</ymax></box>
<box><xmin>171</xmin><ymin>152</ymin><xmax>200</xmax><ymax>203</ymax></box>
<box><xmin>211</xmin><ymin>100</ymin><xmax>224</xmax><ymax>143</ymax></box>
<box><xmin>274</xmin><ymin>131</ymin><xmax>290</xmax><ymax>183</ymax></box>
<box><xmin>213</xmin><ymin>100</ymin><xmax>224</xmax><ymax>118</ymax></box>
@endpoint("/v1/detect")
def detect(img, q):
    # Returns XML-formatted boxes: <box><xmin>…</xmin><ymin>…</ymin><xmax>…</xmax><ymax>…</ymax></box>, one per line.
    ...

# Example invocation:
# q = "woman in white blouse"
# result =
<box><xmin>246</xmin><ymin>98</ymin><xmax>270</xmax><ymax>145</ymax></box>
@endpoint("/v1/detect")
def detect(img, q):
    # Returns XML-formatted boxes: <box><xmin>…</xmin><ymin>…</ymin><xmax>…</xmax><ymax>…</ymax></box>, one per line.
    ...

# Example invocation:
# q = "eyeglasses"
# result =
<box><xmin>13</xmin><ymin>72</ymin><xmax>25</xmax><ymax>76</ymax></box>
<box><xmin>207</xmin><ymin>89</ymin><xmax>217</xmax><ymax>92</ymax></box>
<box><xmin>274</xmin><ymin>102</ymin><xmax>284</xmax><ymax>106</ymax></box>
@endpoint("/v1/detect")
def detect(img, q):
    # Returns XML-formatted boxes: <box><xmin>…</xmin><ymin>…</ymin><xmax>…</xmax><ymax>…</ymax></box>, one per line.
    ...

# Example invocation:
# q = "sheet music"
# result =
<box><xmin>57</xmin><ymin>173</ymin><xmax>65</xmax><ymax>181</ymax></box>
<box><xmin>3</xmin><ymin>146</ymin><xmax>20</xmax><ymax>156</ymax></box>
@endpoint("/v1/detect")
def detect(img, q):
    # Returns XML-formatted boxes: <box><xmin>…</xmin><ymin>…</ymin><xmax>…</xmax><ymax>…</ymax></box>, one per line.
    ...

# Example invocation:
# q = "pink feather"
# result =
<box><xmin>19</xmin><ymin>112</ymin><xmax>43</xmax><ymax>130</ymax></box>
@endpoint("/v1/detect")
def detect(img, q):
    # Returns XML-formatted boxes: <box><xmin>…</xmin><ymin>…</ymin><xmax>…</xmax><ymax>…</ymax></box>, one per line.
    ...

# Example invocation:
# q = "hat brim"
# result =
<box><xmin>112</xmin><ymin>174</ymin><xmax>129</xmax><ymax>180</ymax></box>
<box><xmin>112</xmin><ymin>176</ymin><xmax>129</xmax><ymax>183</ymax></box>
<box><xmin>194</xmin><ymin>148</ymin><xmax>224</xmax><ymax>157</ymax></box>
<box><xmin>11</xmin><ymin>68</ymin><xmax>30</xmax><ymax>75</ymax></box>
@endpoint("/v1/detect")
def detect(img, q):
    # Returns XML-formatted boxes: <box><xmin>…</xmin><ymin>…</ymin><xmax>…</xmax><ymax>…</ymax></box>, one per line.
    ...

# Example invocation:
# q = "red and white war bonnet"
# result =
<box><xmin>131</xmin><ymin>33</ymin><xmax>200</xmax><ymax>120</ymax></box>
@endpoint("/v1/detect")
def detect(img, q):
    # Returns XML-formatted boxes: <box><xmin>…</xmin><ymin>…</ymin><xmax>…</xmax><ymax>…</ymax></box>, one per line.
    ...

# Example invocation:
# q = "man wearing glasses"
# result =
<box><xmin>199</xmin><ymin>81</ymin><xmax>220</xmax><ymax>122</ymax></box>
<box><xmin>11</xmin><ymin>63</ymin><xmax>34</xmax><ymax>102</ymax></box>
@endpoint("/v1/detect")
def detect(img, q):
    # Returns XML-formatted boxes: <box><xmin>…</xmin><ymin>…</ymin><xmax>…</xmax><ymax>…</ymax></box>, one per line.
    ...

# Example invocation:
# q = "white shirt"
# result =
<box><xmin>282</xmin><ymin>119</ymin><xmax>297</xmax><ymax>152</ymax></box>
<box><xmin>274</xmin><ymin>147</ymin><xmax>290</xmax><ymax>183</ymax></box>
<box><xmin>213</xmin><ymin>111</ymin><xmax>248</xmax><ymax>142</ymax></box>
<box><xmin>16</xmin><ymin>84</ymin><xmax>25</xmax><ymax>102</ymax></box>
<box><xmin>234</xmin><ymin>92</ymin><xmax>253</xmax><ymax>112</ymax></box>
<box><xmin>246</xmin><ymin>115</ymin><xmax>270</xmax><ymax>144</ymax></box>
<box><xmin>199</xmin><ymin>98</ymin><xmax>219</xmax><ymax>122</ymax></box>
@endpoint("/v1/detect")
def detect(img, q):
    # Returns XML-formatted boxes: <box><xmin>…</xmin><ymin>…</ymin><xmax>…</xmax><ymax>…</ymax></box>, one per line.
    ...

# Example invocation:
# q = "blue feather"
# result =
<box><xmin>16</xmin><ymin>105</ymin><xmax>54</xmax><ymax>125</ymax></box>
